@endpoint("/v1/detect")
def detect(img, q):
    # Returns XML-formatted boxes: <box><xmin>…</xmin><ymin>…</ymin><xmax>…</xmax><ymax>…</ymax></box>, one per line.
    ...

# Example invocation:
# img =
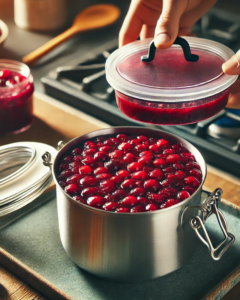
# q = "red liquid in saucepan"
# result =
<box><xmin>0</xmin><ymin>70</ymin><xmax>34</xmax><ymax>134</ymax></box>
<box><xmin>57</xmin><ymin>134</ymin><xmax>202</xmax><ymax>213</ymax></box>
<box><xmin>116</xmin><ymin>49</ymin><xmax>228</xmax><ymax>125</ymax></box>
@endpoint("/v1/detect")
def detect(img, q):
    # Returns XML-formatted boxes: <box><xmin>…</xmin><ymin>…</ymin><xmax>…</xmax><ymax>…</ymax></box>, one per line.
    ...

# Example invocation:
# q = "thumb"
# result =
<box><xmin>222</xmin><ymin>50</ymin><xmax>240</xmax><ymax>75</ymax></box>
<box><xmin>154</xmin><ymin>0</ymin><xmax>187</xmax><ymax>49</ymax></box>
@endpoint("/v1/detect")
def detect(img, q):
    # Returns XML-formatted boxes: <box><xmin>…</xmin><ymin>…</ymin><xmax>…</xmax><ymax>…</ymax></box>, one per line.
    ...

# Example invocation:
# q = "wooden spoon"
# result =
<box><xmin>22</xmin><ymin>4</ymin><xmax>120</xmax><ymax>66</ymax></box>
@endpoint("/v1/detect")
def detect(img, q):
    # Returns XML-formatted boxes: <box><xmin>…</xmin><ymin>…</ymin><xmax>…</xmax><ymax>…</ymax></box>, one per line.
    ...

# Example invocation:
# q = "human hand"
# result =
<box><xmin>222</xmin><ymin>51</ymin><xmax>240</xmax><ymax>109</ymax></box>
<box><xmin>119</xmin><ymin>0</ymin><xmax>217</xmax><ymax>48</ymax></box>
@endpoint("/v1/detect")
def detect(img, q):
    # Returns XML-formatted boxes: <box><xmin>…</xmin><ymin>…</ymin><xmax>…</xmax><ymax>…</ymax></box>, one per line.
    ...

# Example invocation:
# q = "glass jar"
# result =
<box><xmin>0</xmin><ymin>60</ymin><xmax>34</xmax><ymax>135</ymax></box>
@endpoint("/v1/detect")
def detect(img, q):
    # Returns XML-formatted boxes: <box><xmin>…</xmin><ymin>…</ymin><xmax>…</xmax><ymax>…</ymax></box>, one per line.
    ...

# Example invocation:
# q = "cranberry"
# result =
<box><xmin>147</xmin><ymin>193</ymin><xmax>165</xmax><ymax>203</ymax></box>
<box><xmin>94</xmin><ymin>167</ymin><xmax>108</xmax><ymax>175</ymax></box>
<box><xmin>175</xmin><ymin>170</ymin><xmax>186</xmax><ymax>179</ymax></box>
<box><xmin>158</xmin><ymin>188</ymin><xmax>177</xmax><ymax>199</ymax></box>
<box><xmin>166</xmin><ymin>174</ymin><xmax>177</xmax><ymax>182</ymax></box>
<box><xmin>135</xmin><ymin>144</ymin><xmax>148</xmax><ymax>152</ymax></box>
<box><xmin>105</xmin><ymin>159</ymin><xmax>122</xmax><ymax>171</ymax></box>
<box><xmin>155</xmin><ymin>154</ymin><xmax>167</xmax><ymax>159</ymax></box>
<box><xmin>127</xmin><ymin>162</ymin><xmax>143</xmax><ymax>173</ymax></box>
<box><xmin>82</xmin><ymin>148</ymin><xmax>97</xmax><ymax>156</ymax></box>
<box><xmin>173</xmin><ymin>163</ymin><xmax>185</xmax><ymax>170</ymax></box>
<box><xmin>163</xmin><ymin>167</ymin><xmax>175</xmax><ymax>174</ymax></box>
<box><xmin>6</xmin><ymin>79</ymin><xmax>16</xmax><ymax>87</ymax></box>
<box><xmin>156</xmin><ymin>139</ymin><xmax>170</xmax><ymax>148</ymax></box>
<box><xmin>81</xmin><ymin>187</ymin><xmax>98</xmax><ymax>197</ymax></box>
<box><xmin>153</xmin><ymin>159</ymin><xmax>166</xmax><ymax>168</ymax></box>
<box><xmin>99</xmin><ymin>180</ymin><xmax>115</xmax><ymax>193</ymax></box>
<box><xmin>149</xmin><ymin>169</ymin><xmax>163</xmax><ymax>180</ymax></box>
<box><xmin>0</xmin><ymin>69</ymin><xmax>11</xmax><ymax>79</ymax></box>
<box><xmin>69</xmin><ymin>162</ymin><xmax>81</xmax><ymax>170</ymax></box>
<box><xmin>131</xmin><ymin>171</ymin><xmax>149</xmax><ymax>180</ymax></box>
<box><xmin>189</xmin><ymin>169</ymin><xmax>202</xmax><ymax>178</ymax></box>
<box><xmin>110</xmin><ymin>176</ymin><xmax>122</xmax><ymax>185</ymax></box>
<box><xmin>87</xmin><ymin>196</ymin><xmax>105</xmax><ymax>207</ymax></box>
<box><xmin>96</xmin><ymin>137</ymin><xmax>104</xmax><ymax>142</ymax></box>
<box><xmin>163</xmin><ymin>149</ymin><xmax>176</xmax><ymax>155</ymax></box>
<box><xmin>160</xmin><ymin>179</ymin><xmax>172</xmax><ymax>187</ymax></box>
<box><xmin>116</xmin><ymin>169</ymin><xmax>128</xmax><ymax>179</ymax></box>
<box><xmin>118</xmin><ymin>142</ymin><xmax>132</xmax><ymax>151</ymax></box>
<box><xmin>104</xmin><ymin>194</ymin><xmax>117</xmax><ymax>202</ymax></box>
<box><xmin>138</xmin><ymin>156</ymin><xmax>152</xmax><ymax>166</ymax></box>
<box><xmin>58</xmin><ymin>170</ymin><xmax>77</xmax><ymax>180</ymax></box>
<box><xmin>184</xmin><ymin>176</ymin><xmax>200</xmax><ymax>187</ymax></box>
<box><xmin>80</xmin><ymin>176</ymin><xmax>98</xmax><ymax>187</ymax></box>
<box><xmin>139</xmin><ymin>151</ymin><xmax>153</xmax><ymax>157</ymax></box>
<box><xmin>183</xmin><ymin>186</ymin><xmax>196</xmax><ymax>195</ymax></box>
<box><xmin>84</xmin><ymin>142</ymin><xmax>97</xmax><ymax>149</ymax></box>
<box><xmin>121</xmin><ymin>196</ymin><xmax>138</xmax><ymax>206</ymax></box>
<box><xmin>109</xmin><ymin>138</ymin><xmax>120</xmax><ymax>145</ymax></box>
<box><xmin>82</xmin><ymin>156</ymin><xmax>95</xmax><ymax>166</ymax></box>
<box><xmin>166</xmin><ymin>154</ymin><xmax>181</xmax><ymax>164</ymax></box>
<box><xmin>64</xmin><ymin>184</ymin><xmax>78</xmax><ymax>194</ymax></box>
<box><xmin>137</xmin><ymin>196</ymin><xmax>149</xmax><ymax>205</ymax></box>
<box><xmin>103</xmin><ymin>202</ymin><xmax>118</xmax><ymax>211</ymax></box>
<box><xmin>109</xmin><ymin>150</ymin><xmax>123</xmax><ymax>159</ymax></box>
<box><xmin>72</xmin><ymin>148</ymin><xmax>82</xmax><ymax>155</ymax></box>
<box><xmin>172</xmin><ymin>144</ymin><xmax>182</xmax><ymax>151</ymax></box>
<box><xmin>116</xmin><ymin>207</ymin><xmax>130</xmax><ymax>213</ymax></box>
<box><xmin>137</xmin><ymin>135</ymin><xmax>148</xmax><ymax>142</ymax></box>
<box><xmin>149</xmin><ymin>144</ymin><xmax>160</xmax><ymax>153</ymax></box>
<box><xmin>66</xmin><ymin>174</ymin><xmax>83</xmax><ymax>184</ymax></box>
<box><xmin>123</xmin><ymin>153</ymin><xmax>136</xmax><ymax>163</ymax></box>
<box><xmin>112</xmin><ymin>189</ymin><xmax>127</xmax><ymax>200</ymax></box>
<box><xmin>177</xmin><ymin>191</ymin><xmax>190</xmax><ymax>200</ymax></box>
<box><xmin>130</xmin><ymin>139</ymin><xmax>141</xmax><ymax>146</ymax></box>
<box><xmin>94</xmin><ymin>151</ymin><xmax>109</xmax><ymax>162</ymax></box>
<box><xmin>148</xmin><ymin>137</ymin><xmax>157</xmax><ymax>145</ymax></box>
<box><xmin>181</xmin><ymin>152</ymin><xmax>195</xmax><ymax>161</ymax></box>
<box><xmin>186</xmin><ymin>162</ymin><xmax>201</xmax><ymax>170</ymax></box>
<box><xmin>146</xmin><ymin>203</ymin><xmax>159</xmax><ymax>211</ymax></box>
<box><xmin>99</xmin><ymin>146</ymin><xmax>111</xmax><ymax>152</ymax></box>
<box><xmin>131</xmin><ymin>206</ymin><xmax>145</xmax><ymax>213</ymax></box>
<box><xmin>130</xmin><ymin>187</ymin><xmax>146</xmax><ymax>197</ymax></box>
<box><xmin>144</xmin><ymin>179</ymin><xmax>160</xmax><ymax>191</ymax></box>
<box><xmin>161</xmin><ymin>199</ymin><xmax>178</xmax><ymax>209</ymax></box>
<box><xmin>121</xmin><ymin>179</ymin><xmax>136</xmax><ymax>189</ymax></box>
<box><xmin>79</xmin><ymin>165</ymin><xmax>92</xmax><ymax>175</ymax></box>
<box><xmin>143</xmin><ymin>166</ymin><xmax>154</xmax><ymax>173</ymax></box>
<box><xmin>96</xmin><ymin>173</ymin><xmax>112</xmax><ymax>181</ymax></box>
<box><xmin>117</xmin><ymin>134</ymin><xmax>128</xmax><ymax>142</ymax></box>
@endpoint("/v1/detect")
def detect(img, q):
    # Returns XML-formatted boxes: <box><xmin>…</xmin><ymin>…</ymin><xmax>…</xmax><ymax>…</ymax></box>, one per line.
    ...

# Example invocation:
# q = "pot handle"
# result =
<box><xmin>182</xmin><ymin>188</ymin><xmax>235</xmax><ymax>261</ymax></box>
<box><xmin>42</xmin><ymin>141</ymin><xmax>65</xmax><ymax>168</ymax></box>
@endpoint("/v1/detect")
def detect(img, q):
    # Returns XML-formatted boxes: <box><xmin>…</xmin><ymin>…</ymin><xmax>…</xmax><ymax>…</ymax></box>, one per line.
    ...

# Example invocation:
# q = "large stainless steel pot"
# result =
<box><xmin>42</xmin><ymin>127</ymin><xmax>235</xmax><ymax>283</ymax></box>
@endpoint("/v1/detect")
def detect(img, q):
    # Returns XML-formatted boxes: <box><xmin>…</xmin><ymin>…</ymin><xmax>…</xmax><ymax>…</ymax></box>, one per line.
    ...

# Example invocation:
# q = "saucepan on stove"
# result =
<box><xmin>42</xmin><ymin>127</ymin><xmax>235</xmax><ymax>283</ymax></box>
<box><xmin>105</xmin><ymin>37</ymin><xmax>238</xmax><ymax>125</ymax></box>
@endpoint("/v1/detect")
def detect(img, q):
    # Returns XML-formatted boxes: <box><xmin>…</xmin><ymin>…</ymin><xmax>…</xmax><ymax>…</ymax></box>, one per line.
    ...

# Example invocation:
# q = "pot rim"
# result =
<box><xmin>53</xmin><ymin>126</ymin><xmax>206</xmax><ymax>215</ymax></box>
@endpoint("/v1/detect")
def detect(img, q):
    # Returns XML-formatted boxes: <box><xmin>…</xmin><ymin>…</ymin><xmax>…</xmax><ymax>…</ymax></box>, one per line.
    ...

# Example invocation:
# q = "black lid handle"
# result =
<box><xmin>141</xmin><ymin>37</ymin><xmax>199</xmax><ymax>62</ymax></box>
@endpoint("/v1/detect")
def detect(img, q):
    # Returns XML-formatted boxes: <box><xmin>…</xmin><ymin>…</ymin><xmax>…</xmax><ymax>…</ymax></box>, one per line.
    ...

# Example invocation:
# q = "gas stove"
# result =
<box><xmin>42</xmin><ymin>8</ymin><xmax>240</xmax><ymax>178</ymax></box>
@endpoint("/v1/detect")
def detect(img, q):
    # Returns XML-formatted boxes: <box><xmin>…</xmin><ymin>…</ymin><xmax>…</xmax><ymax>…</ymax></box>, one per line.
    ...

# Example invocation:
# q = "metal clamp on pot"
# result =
<box><xmin>182</xmin><ymin>188</ymin><xmax>235</xmax><ymax>261</ymax></box>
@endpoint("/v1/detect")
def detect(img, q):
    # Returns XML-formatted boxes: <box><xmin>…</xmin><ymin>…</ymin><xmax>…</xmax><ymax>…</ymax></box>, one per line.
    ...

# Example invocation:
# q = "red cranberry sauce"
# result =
<box><xmin>57</xmin><ymin>134</ymin><xmax>202</xmax><ymax>213</ymax></box>
<box><xmin>116</xmin><ymin>90</ymin><xmax>229</xmax><ymax>125</ymax></box>
<box><xmin>0</xmin><ymin>69</ymin><xmax>34</xmax><ymax>134</ymax></box>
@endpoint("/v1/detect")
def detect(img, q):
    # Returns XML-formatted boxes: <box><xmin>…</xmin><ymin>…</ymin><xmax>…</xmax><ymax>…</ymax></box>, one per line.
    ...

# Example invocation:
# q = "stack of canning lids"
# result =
<box><xmin>0</xmin><ymin>142</ymin><xmax>57</xmax><ymax>216</ymax></box>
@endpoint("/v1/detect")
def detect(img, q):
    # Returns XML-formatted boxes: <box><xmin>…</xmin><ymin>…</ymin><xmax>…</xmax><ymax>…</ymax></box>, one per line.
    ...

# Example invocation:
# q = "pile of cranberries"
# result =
<box><xmin>0</xmin><ymin>69</ymin><xmax>26</xmax><ymax>87</ymax></box>
<box><xmin>57</xmin><ymin>134</ymin><xmax>202</xmax><ymax>213</ymax></box>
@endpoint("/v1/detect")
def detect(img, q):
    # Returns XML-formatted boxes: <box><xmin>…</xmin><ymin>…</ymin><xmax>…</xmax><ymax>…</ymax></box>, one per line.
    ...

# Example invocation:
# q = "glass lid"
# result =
<box><xmin>105</xmin><ymin>37</ymin><xmax>238</xmax><ymax>102</ymax></box>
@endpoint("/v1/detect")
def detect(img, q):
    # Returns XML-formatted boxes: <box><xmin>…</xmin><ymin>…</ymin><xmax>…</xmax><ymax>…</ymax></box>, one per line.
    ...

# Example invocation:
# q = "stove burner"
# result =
<box><xmin>42</xmin><ymin>9</ymin><xmax>240</xmax><ymax>178</ymax></box>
